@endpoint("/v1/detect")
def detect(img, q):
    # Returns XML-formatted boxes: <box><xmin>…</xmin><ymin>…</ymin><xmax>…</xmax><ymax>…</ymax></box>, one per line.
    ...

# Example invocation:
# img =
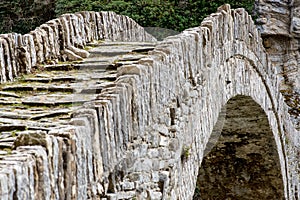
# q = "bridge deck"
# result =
<box><xmin>0</xmin><ymin>41</ymin><xmax>156</xmax><ymax>153</ymax></box>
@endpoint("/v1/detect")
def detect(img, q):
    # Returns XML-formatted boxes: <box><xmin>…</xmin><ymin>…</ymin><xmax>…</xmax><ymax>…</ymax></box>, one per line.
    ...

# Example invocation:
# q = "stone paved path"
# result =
<box><xmin>0</xmin><ymin>41</ymin><xmax>156</xmax><ymax>153</ymax></box>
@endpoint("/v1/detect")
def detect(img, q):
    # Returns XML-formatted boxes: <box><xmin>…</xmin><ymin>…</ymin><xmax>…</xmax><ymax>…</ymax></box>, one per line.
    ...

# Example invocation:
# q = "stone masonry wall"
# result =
<box><xmin>0</xmin><ymin>3</ymin><xmax>298</xmax><ymax>200</ymax></box>
<box><xmin>0</xmin><ymin>11</ymin><xmax>156</xmax><ymax>83</ymax></box>
<box><xmin>0</xmin><ymin>11</ymin><xmax>157</xmax><ymax>200</ymax></box>
<box><xmin>70</xmin><ymin>4</ymin><xmax>298</xmax><ymax>199</ymax></box>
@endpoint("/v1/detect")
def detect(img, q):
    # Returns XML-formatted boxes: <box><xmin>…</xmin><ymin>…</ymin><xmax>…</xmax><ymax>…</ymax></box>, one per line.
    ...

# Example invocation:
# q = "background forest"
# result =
<box><xmin>0</xmin><ymin>0</ymin><xmax>255</xmax><ymax>35</ymax></box>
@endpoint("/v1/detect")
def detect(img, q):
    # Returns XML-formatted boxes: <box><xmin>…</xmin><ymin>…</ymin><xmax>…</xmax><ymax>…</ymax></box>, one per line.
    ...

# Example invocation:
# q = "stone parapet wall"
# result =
<box><xmin>0</xmin><ymin>11</ymin><xmax>156</xmax><ymax>83</ymax></box>
<box><xmin>70</xmin><ymin>4</ymin><xmax>298</xmax><ymax>199</ymax></box>
<box><xmin>0</xmin><ymin>3</ymin><xmax>298</xmax><ymax>200</ymax></box>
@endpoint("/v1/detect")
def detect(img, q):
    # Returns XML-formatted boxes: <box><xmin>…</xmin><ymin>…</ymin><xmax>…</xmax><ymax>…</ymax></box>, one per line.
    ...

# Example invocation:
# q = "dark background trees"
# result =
<box><xmin>0</xmin><ymin>0</ymin><xmax>255</xmax><ymax>34</ymax></box>
<box><xmin>0</xmin><ymin>0</ymin><xmax>55</xmax><ymax>34</ymax></box>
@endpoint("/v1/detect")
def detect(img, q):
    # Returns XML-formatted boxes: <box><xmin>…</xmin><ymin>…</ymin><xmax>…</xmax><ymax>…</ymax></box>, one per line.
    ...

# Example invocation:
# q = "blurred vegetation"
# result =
<box><xmin>0</xmin><ymin>0</ymin><xmax>255</xmax><ymax>34</ymax></box>
<box><xmin>0</xmin><ymin>0</ymin><xmax>55</xmax><ymax>34</ymax></box>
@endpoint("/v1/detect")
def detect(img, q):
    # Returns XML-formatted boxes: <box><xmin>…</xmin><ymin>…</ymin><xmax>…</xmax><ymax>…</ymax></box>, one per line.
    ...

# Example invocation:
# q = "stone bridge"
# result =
<box><xmin>0</xmin><ymin>3</ymin><xmax>298</xmax><ymax>200</ymax></box>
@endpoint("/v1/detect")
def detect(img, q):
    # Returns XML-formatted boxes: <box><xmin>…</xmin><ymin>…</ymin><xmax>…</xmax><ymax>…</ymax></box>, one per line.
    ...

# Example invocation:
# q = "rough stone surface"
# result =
<box><xmin>0</xmin><ymin>41</ymin><xmax>157</xmax><ymax>199</ymax></box>
<box><xmin>0</xmin><ymin>11</ymin><xmax>156</xmax><ymax>83</ymax></box>
<box><xmin>255</xmin><ymin>0</ymin><xmax>300</xmax><ymax>130</ymax></box>
<box><xmin>0</xmin><ymin>3</ymin><xmax>298</xmax><ymax>200</ymax></box>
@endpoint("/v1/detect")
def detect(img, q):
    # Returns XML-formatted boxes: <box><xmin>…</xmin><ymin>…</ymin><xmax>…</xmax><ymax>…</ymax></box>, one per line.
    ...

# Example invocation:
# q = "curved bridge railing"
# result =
<box><xmin>0</xmin><ymin>11</ymin><xmax>156</xmax><ymax>83</ymax></box>
<box><xmin>0</xmin><ymin>4</ymin><xmax>298</xmax><ymax>200</ymax></box>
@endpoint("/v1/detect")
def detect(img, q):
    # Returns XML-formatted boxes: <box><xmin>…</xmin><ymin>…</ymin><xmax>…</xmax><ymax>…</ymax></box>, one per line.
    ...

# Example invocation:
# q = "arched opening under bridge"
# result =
<box><xmin>193</xmin><ymin>95</ymin><xmax>285</xmax><ymax>199</ymax></box>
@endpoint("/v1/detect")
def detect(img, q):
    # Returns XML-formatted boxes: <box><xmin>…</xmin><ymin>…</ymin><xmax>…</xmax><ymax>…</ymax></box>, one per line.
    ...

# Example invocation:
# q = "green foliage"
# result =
<box><xmin>3</xmin><ymin>148</ymin><xmax>12</xmax><ymax>154</ymax></box>
<box><xmin>55</xmin><ymin>0</ymin><xmax>255</xmax><ymax>32</ymax></box>
<box><xmin>0</xmin><ymin>0</ymin><xmax>55</xmax><ymax>34</ymax></box>
<box><xmin>181</xmin><ymin>145</ymin><xmax>191</xmax><ymax>161</ymax></box>
<box><xmin>55</xmin><ymin>0</ymin><xmax>94</xmax><ymax>15</ymax></box>
<box><xmin>0</xmin><ymin>0</ymin><xmax>255</xmax><ymax>34</ymax></box>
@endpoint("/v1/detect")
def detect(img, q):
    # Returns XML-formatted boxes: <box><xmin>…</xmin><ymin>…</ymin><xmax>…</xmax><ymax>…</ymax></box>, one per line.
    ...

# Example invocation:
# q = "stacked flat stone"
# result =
<box><xmin>0</xmin><ymin>4</ymin><xmax>299</xmax><ymax>200</ymax></box>
<box><xmin>0</xmin><ymin>41</ymin><xmax>157</xmax><ymax>199</ymax></box>
<box><xmin>71</xmin><ymin>4</ymin><xmax>298</xmax><ymax>199</ymax></box>
<box><xmin>0</xmin><ymin>11</ymin><xmax>156</xmax><ymax>83</ymax></box>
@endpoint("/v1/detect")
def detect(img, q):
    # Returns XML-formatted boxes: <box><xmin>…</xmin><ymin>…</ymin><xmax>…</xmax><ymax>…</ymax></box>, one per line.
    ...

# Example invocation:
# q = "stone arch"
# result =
<box><xmin>94</xmin><ymin>4</ymin><xmax>298</xmax><ymax>199</ymax></box>
<box><xmin>0</xmin><ymin>3</ymin><xmax>298</xmax><ymax>200</ymax></box>
<box><xmin>157</xmin><ymin>5</ymin><xmax>294</xmax><ymax>199</ymax></box>
<box><xmin>194</xmin><ymin>95</ymin><xmax>285</xmax><ymax>199</ymax></box>
<box><xmin>172</xmin><ymin>48</ymin><xmax>291</xmax><ymax>198</ymax></box>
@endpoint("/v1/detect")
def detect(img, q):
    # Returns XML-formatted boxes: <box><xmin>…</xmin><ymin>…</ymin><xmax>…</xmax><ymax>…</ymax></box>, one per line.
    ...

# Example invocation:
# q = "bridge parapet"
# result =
<box><xmin>95</xmin><ymin>4</ymin><xmax>298</xmax><ymax>198</ymax></box>
<box><xmin>0</xmin><ymin>11</ymin><xmax>156</xmax><ymax>83</ymax></box>
<box><xmin>0</xmin><ymin>3</ymin><xmax>298</xmax><ymax>200</ymax></box>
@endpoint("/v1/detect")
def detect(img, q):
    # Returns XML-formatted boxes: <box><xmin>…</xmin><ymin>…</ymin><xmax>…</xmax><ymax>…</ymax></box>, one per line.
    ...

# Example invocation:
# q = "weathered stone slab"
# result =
<box><xmin>44</xmin><ymin>64</ymin><xmax>77</xmax><ymax>71</ymax></box>
<box><xmin>22</xmin><ymin>94</ymin><xmax>97</xmax><ymax>106</ymax></box>
<box><xmin>0</xmin><ymin>125</ymin><xmax>26</xmax><ymax>132</ymax></box>
<box><xmin>0</xmin><ymin>91</ymin><xmax>20</xmax><ymax>98</ymax></box>
<box><xmin>2</xmin><ymin>84</ymin><xmax>74</xmax><ymax>93</ymax></box>
<box><xmin>30</xmin><ymin>109</ymin><xmax>71</xmax><ymax>120</ymax></box>
<box><xmin>73</xmin><ymin>63</ymin><xmax>112</xmax><ymax>70</ymax></box>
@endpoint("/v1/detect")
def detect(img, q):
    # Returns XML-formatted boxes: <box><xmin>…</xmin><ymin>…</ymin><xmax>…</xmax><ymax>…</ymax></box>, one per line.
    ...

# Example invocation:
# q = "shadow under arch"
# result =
<box><xmin>194</xmin><ymin>95</ymin><xmax>285</xmax><ymax>199</ymax></box>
